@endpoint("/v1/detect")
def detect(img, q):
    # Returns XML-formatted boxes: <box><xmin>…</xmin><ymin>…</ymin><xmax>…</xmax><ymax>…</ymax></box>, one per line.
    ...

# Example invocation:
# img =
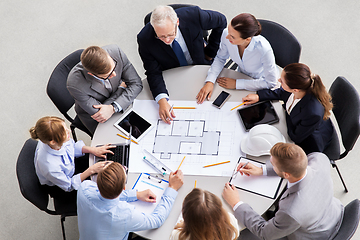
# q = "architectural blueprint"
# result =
<box><xmin>128</xmin><ymin>100</ymin><xmax>248</xmax><ymax>177</ymax></box>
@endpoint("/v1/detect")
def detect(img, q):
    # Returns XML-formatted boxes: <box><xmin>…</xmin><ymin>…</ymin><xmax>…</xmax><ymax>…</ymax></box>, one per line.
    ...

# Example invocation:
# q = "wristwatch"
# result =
<box><xmin>111</xmin><ymin>102</ymin><xmax>120</xmax><ymax>113</ymax></box>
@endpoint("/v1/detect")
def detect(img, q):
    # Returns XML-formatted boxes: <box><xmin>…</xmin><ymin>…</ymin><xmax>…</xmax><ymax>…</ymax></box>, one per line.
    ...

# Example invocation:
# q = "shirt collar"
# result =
<box><xmin>288</xmin><ymin>169</ymin><xmax>308</xmax><ymax>188</ymax></box>
<box><xmin>41</xmin><ymin>139</ymin><xmax>72</xmax><ymax>156</ymax></box>
<box><xmin>245</xmin><ymin>36</ymin><xmax>258</xmax><ymax>52</ymax></box>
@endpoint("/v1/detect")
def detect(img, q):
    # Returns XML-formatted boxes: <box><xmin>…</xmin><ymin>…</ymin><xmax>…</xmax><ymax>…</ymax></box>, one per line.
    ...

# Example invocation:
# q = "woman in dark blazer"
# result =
<box><xmin>243</xmin><ymin>63</ymin><xmax>333</xmax><ymax>154</ymax></box>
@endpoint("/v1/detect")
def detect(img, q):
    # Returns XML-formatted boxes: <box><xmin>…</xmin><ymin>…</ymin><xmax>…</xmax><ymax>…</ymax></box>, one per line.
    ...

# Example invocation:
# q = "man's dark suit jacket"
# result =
<box><xmin>257</xmin><ymin>87</ymin><xmax>333</xmax><ymax>154</ymax></box>
<box><xmin>137</xmin><ymin>6</ymin><xmax>227</xmax><ymax>99</ymax></box>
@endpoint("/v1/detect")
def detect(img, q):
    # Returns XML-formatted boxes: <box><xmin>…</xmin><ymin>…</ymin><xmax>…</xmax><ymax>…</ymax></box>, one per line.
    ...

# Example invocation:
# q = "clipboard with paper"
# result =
<box><xmin>229</xmin><ymin>157</ymin><xmax>283</xmax><ymax>199</ymax></box>
<box><xmin>129</xmin><ymin>173</ymin><xmax>169</xmax><ymax>214</ymax></box>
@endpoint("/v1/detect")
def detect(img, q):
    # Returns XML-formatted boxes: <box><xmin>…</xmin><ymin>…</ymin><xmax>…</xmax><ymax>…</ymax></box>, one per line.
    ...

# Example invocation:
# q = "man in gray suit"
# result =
<box><xmin>223</xmin><ymin>142</ymin><xmax>344</xmax><ymax>240</ymax></box>
<box><xmin>67</xmin><ymin>45</ymin><xmax>143</xmax><ymax>134</ymax></box>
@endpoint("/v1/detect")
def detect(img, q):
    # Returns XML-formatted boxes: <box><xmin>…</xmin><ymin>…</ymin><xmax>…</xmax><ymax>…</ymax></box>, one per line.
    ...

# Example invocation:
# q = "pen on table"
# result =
<box><xmin>203</xmin><ymin>160</ymin><xmax>230</xmax><ymax>168</ymax></box>
<box><xmin>116</xmin><ymin>133</ymin><xmax>139</xmax><ymax>144</ymax></box>
<box><xmin>230</xmin><ymin>101</ymin><xmax>249</xmax><ymax>111</ymax></box>
<box><xmin>194</xmin><ymin>180</ymin><xmax>197</xmax><ymax>188</ymax></box>
<box><xmin>175</xmin><ymin>156</ymin><xmax>186</xmax><ymax>174</ymax></box>
<box><xmin>173</xmin><ymin>107</ymin><xmax>196</xmax><ymax>109</ymax></box>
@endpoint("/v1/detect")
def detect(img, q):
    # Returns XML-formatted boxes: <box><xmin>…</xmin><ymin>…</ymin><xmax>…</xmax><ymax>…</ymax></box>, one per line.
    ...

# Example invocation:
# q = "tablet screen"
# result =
<box><xmin>114</xmin><ymin>110</ymin><xmax>153</xmax><ymax>141</ymax></box>
<box><xmin>237</xmin><ymin>101</ymin><xmax>279</xmax><ymax>131</ymax></box>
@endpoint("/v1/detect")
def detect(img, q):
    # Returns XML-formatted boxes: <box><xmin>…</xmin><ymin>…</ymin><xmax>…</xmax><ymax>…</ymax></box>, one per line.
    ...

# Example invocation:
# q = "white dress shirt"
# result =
<box><xmin>206</xmin><ymin>29</ymin><xmax>278</xmax><ymax>91</ymax></box>
<box><xmin>34</xmin><ymin>139</ymin><xmax>85</xmax><ymax>192</ymax></box>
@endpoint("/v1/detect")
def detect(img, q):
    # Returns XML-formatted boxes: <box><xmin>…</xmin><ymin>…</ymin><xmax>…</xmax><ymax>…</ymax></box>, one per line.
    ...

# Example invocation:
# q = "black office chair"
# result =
<box><xmin>46</xmin><ymin>49</ymin><xmax>93</xmax><ymax>142</ymax></box>
<box><xmin>143</xmin><ymin>4</ymin><xmax>209</xmax><ymax>42</ymax></box>
<box><xmin>16</xmin><ymin>138</ymin><xmax>77</xmax><ymax>240</ymax></box>
<box><xmin>323</xmin><ymin>76</ymin><xmax>360</xmax><ymax>192</ymax></box>
<box><xmin>333</xmin><ymin>199</ymin><xmax>360</xmax><ymax>240</ymax></box>
<box><xmin>225</xmin><ymin>19</ymin><xmax>301</xmax><ymax>70</ymax></box>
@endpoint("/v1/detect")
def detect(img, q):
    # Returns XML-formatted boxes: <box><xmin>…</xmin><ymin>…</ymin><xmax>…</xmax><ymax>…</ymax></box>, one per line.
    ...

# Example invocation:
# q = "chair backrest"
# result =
<box><xmin>333</xmin><ymin>199</ymin><xmax>360</xmax><ymax>240</ymax></box>
<box><xmin>258</xmin><ymin>19</ymin><xmax>301</xmax><ymax>68</ymax></box>
<box><xmin>329</xmin><ymin>76</ymin><xmax>360</xmax><ymax>156</ymax></box>
<box><xmin>46</xmin><ymin>49</ymin><xmax>83</xmax><ymax>123</ymax></box>
<box><xmin>16</xmin><ymin>138</ymin><xmax>56</xmax><ymax>215</ymax></box>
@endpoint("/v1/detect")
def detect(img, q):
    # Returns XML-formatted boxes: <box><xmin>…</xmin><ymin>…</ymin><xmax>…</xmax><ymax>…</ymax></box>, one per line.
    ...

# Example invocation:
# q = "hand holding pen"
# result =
<box><xmin>236</xmin><ymin>162</ymin><xmax>263</xmax><ymax>176</ymax></box>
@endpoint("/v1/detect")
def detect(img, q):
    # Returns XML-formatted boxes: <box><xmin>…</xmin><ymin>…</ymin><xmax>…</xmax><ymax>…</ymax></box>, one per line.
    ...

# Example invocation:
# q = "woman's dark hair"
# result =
<box><xmin>231</xmin><ymin>13</ymin><xmax>261</xmax><ymax>39</ymax></box>
<box><xmin>283</xmin><ymin>63</ymin><xmax>333</xmax><ymax>120</ymax></box>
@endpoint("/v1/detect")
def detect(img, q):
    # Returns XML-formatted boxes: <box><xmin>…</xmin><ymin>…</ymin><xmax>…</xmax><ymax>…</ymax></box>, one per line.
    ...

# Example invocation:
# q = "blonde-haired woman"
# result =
<box><xmin>30</xmin><ymin>116</ymin><xmax>113</xmax><ymax>201</ymax></box>
<box><xmin>170</xmin><ymin>188</ymin><xmax>239</xmax><ymax>240</ymax></box>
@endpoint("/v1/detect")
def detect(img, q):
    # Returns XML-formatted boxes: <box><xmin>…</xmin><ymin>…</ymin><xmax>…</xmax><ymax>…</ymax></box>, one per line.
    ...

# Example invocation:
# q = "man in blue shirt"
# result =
<box><xmin>77</xmin><ymin>162</ymin><xmax>184</xmax><ymax>240</ymax></box>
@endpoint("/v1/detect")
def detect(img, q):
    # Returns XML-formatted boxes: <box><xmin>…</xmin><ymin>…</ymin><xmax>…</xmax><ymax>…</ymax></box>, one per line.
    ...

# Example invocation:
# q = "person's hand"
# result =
<box><xmin>158</xmin><ymin>98</ymin><xmax>175</xmax><ymax>124</ymax></box>
<box><xmin>169</xmin><ymin>170</ymin><xmax>184</xmax><ymax>191</ymax></box>
<box><xmin>217</xmin><ymin>77</ymin><xmax>236</xmax><ymax>89</ymax></box>
<box><xmin>120</xmin><ymin>81</ymin><xmax>127</xmax><ymax>88</ymax></box>
<box><xmin>89</xmin><ymin>161</ymin><xmax>111</xmax><ymax>175</ymax></box>
<box><xmin>91</xmin><ymin>104</ymin><xmax>115</xmax><ymax>123</ymax></box>
<box><xmin>236</xmin><ymin>162</ymin><xmax>263</xmax><ymax>176</ymax></box>
<box><xmin>196</xmin><ymin>82</ymin><xmax>214</xmax><ymax>104</ymax></box>
<box><xmin>205</xmin><ymin>54</ymin><xmax>213</xmax><ymax>61</ymax></box>
<box><xmin>91</xmin><ymin>144</ymin><xmax>116</xmax><ymax>158</ymax></box>
<box><xmin>137</xmin><ymin>189</ymin><xmax>157</xmax><ymax>203</ymax></box>
<box><xmin>222</xmin><ymin>182</ymin><xmax>240</xmax><ymax>208</ymax></box>
<box><xmin>242</xmin><ymin>94</ymin><xmax>259</xmax><ymax>105</ymax></box>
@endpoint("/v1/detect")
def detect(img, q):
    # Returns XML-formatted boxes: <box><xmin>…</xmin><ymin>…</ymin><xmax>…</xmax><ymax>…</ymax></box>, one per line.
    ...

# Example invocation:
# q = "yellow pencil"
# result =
<box><xmin>203</xmin><ymin>160</ymin><xmax>231</xmax><ymax>168</ymax></box>
<box><xmin>177</xmin><ymin>156</ymin><xmax>186</xmax><ymax>170</ymax></box>
<box><xmin>194</xmin><ymin>180</ymin><xmax>197</xmax><ymax>188</ymax></box>
<box><xmin>173</xmin><ymin>107</ymin><xmax>196</xmax><ymax>109</ymax></box>
<box><xmin>116</xmin><ymin>134</ymin><xmax>139</xmax><ymax>145</ymax></box>
<box><xmin>230</xmin><ymin>101</ymin><xmax>248</xmax><ymax>111</ymax></box>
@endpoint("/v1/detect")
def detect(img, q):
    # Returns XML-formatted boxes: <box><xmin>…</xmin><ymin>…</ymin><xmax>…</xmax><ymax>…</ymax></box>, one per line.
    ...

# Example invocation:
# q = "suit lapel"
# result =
<box><xmin>288</xmin><ymin>94</ymin><xmax>312</xmax><ymax>119</ymax></box>
<box><xmin>84</xmin><ymin>71</ymin><xmax>111</xmax><ymax>98</ymax></box>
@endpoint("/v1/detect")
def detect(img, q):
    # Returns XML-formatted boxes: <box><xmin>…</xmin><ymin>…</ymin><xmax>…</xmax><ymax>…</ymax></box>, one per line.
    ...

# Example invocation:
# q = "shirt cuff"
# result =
<box><xmin>164</xmin><ymin>187</ymin><xmax>178</xmax><ymax>199</ymax></box>
<box><xmin>75</xmin><ymin>140</ymin><xmax>85</xmax><ymax>157</ymax></box>
<box><xmin>112</xmin><ymin>101</ymin><xmax>123</xmax><ymax>113</ymax></box>
<box><xmin>236</xmin><ymin>79</ymin><xmax>245</xmax><ymax>90</ymax></box>
<box><xmin>262</xmin><ymin>165</ymin><xmax>267</xmax><ymax>176</ymax></box>
<box><xmin>71</xmin><ymin>173</ymin><xmax>82</xmax><ymax>191</ymax></box>
<box><xmin>119</xmin><ymin>189</ymin><xmax>138</xmax><ymax>202</ymax></box>
<box><xmin>205</xmin><ymin>78</ymin><xmax>216</xmax><ymax>84</ymax></box>
<box><xmin>233</xmin><ymin>201</ymin><xmax>244</xmax><ymax>211</ymax></box>
<box><xmin>155</xmin><ymin>93</ymin><xmax>169</xmax><ymax>103</ymax></box>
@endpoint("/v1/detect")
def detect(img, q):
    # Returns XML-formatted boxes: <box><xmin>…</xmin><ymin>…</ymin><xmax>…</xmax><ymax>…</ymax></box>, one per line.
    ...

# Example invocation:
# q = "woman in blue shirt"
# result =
<box><xmin>242</xmin><ymin>63</ymin><xmax>333</xmax><ymax>154</ymax></box>
<box><xmin>30</xmin><ymin>116</ymin><xmax>113</xmax><ymax>200</ymax></box>
<box><xmin>197</xmin><ymin>13</ymin><xmax>278</xmax><ymax>104</ymax></box>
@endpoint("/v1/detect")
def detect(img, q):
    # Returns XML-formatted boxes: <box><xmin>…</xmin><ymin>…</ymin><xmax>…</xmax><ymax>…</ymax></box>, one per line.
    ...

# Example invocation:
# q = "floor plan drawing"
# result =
<box><xmin>153</xmin><ymin>120</ymin><xmax>221</xmax><ymax>159</ymax></box>
<box><xmin>129</xmin><ymin>100</ymin><xmax>248</xmax><ymax>177</ymax></box>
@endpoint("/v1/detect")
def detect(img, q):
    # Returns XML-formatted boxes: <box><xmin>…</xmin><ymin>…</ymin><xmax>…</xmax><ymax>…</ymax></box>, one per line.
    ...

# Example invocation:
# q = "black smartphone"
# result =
<box><xmin>212</xmin><ymin>91</ymin><xmax>231</xmax><ymax>108</ymax></box>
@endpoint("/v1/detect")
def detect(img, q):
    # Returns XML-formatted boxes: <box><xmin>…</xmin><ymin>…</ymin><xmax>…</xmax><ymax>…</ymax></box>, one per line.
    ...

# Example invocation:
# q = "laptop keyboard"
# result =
<box><xmin>107</xmin><ymin>145</ymin><xmax>124</xmax><ymax>163</ymax></box>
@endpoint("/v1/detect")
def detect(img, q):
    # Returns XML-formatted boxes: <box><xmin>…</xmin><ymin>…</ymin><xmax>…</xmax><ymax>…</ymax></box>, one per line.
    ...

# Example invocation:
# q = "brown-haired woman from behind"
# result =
<box><xmin>170</xmin><ymin>188</ymin><xmax>239</xmax><ymax>240</ymax></box>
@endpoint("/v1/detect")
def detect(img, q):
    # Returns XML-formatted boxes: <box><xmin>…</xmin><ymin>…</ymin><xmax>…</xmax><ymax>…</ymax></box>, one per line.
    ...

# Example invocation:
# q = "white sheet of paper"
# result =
<box><xmin>129</xmin><ymin>100</ymin><xmax>248</xmax><ymax>177</ymax></box>
<box><xmin>230</xmin><ymin>157</ymin><xmax>283</xmax><ymax>199</ymax></box>
<box><xmin>129</xmin><ymin>173</ymin><xmax>169</xmax><ymax>214</ymax></box>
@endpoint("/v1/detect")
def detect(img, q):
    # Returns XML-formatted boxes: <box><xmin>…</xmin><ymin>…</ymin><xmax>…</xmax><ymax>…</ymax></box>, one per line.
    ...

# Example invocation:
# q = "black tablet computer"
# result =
<box><xmin>237</xmin><ymin>101</ymin><xmax>279</xmax><ymax>131</ymax></box>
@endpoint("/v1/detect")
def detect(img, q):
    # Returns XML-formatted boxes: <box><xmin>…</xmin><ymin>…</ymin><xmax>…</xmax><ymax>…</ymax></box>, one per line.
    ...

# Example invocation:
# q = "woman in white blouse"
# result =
<box><xmin>196</xmin><ymin>13</ymin><xmax>278</xmax><ymax>104</ymax></box>
<box><xmin>169</xmin><ymin>188</ymin><xmax>239</xmax><ymax>240</ymax></box>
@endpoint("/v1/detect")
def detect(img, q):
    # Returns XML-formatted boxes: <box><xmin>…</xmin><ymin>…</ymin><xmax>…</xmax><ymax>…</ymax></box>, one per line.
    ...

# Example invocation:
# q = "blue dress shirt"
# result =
<box><xmin>77</xmin><ymin>180</ymin><xmax>178</xmax><ymax>240</ymax></box>
<box><xmin>34</xmin><ymin>139</ymin><xmax>85</xmax><ymax>192</ymax></box>
<box><xmin>206</xmin><ymin>29</ymin><xmax>278</xmax><ymax>91</ymax></box>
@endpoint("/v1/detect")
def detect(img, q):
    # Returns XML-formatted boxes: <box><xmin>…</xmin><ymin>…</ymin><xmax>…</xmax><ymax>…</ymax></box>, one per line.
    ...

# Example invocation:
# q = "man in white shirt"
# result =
<box><xmin>77</xmin><ymin>162</ymin><xmax>184</xmax><ymax>240</ymax></box>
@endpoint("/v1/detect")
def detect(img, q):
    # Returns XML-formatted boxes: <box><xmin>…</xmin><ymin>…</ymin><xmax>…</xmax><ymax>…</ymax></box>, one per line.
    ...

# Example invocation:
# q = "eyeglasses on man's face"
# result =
<box><xmin>155</xmin><ymin>24</ymin><xmax>177</xmax><ymax>40</ymax></box>
<box><xmin>95</xmin><ymin>58</ymin><xmax>117</xmax><ymax>80</ymax></box>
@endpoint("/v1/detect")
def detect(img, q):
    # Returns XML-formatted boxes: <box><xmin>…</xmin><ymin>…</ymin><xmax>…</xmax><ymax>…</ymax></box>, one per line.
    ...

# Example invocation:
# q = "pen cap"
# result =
<box><xmin>241</xmin><ymin>124</ymin><xmax>286</xmax><ymax>156</ymax></box>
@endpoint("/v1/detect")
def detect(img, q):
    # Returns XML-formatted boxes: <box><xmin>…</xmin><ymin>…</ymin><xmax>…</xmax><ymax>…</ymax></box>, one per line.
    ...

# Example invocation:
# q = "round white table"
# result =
<box><xmin>91</xmin><ymin>65</ymin><xmax>288</xmax><ymax>240</ymax></box>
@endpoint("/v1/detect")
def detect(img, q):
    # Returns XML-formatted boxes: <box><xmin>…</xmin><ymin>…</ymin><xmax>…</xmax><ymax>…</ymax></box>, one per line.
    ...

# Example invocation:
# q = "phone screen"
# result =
<box><xmin>213</xmin><ymin>91</ymin><xmax>230</xmax><ymax>108</ymax></box>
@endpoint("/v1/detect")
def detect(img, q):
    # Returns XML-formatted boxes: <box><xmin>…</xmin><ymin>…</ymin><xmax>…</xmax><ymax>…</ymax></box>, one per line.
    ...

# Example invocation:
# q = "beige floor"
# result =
<box><xmin>1</xmin><ymin>0</ymin><xmax>359</xmax><ymax>239</ymax></box>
